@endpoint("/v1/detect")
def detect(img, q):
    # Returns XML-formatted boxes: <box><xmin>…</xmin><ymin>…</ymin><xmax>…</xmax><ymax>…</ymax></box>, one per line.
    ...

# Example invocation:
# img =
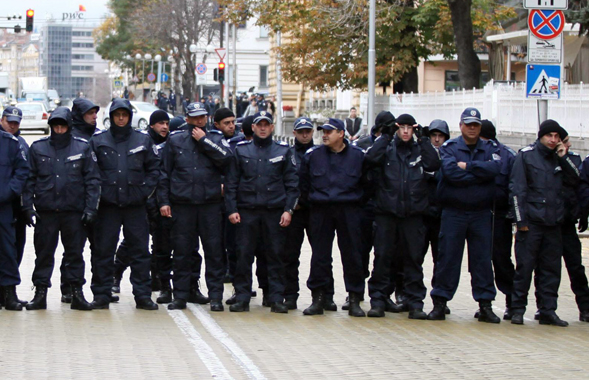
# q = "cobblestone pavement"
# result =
<box><xmin>2</xmin><ymin>134</ymin><xmax>589</xmax><ymax>379</ymax></box>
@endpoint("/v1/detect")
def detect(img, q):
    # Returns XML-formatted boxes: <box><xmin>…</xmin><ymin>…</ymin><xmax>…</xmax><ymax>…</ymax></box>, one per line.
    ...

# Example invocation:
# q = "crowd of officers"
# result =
<box><xmin>1</xmin><ymin>97</ymin><xmax>589</xmax><ymax>327</ymax></box>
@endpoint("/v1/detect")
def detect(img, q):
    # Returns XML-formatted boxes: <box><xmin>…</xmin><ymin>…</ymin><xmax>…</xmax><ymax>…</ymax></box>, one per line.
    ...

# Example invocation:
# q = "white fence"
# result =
<box><xmin>360</xmin><ymin>81</ymin><xmax>589</xmax><ymax>137</ymax></box>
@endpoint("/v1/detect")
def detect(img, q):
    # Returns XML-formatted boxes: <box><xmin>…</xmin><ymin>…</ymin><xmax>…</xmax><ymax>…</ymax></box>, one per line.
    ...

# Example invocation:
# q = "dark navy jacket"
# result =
<box><xmin>158</xmin><ymin>128</ymin><xmax>232</xmax><ymax>206</ymax></box>
<box><xmin>23</xmin><ymin>136</ymin><xmax>100</xmax><ymax>213</ymax></box>
<box><xmin>437</xmin><ymin>136</ymin><xmax>501</xmax><ymax>211</ymax></box>
<box><xmin>509</xmin><ymin>141</ymin><xmax>579</xmax><ymax>228</ymax></box>
<box><xmin>563</xmin><ymin>151</ymin><xmax>582</xmax><ymax>222</ymax></box>
<box><xmin>364</xmin><ymin>134</ymin><xmax>440</xmax><ymax>217</ymax></box>
<box><xmin>291</xmin><ymin>139</ymin><xmax>314</xmax><ymax>209</ymax></box>
<box><xmin>0</xmin><ymin>131</ymin><xmax>29</xmax><ymax>208</ymax></box>
<box><xmin>225</xmin><ymin>136</ymin><xmax>299</xmax><ymax>214</ymax></box>
<box><xmin>71</xmin><ymin>98</ymin><xmax>99</xmax><ymax>140</ymax></box>
<box><xmin>493</xmin><ymin>140</ymin><xmax>517</xmax><ymax>214</ymax></box>
<box><xmin>300</xmin><ymin>140</ymin><xmax>364</xmax><ymax>204</ymax></box>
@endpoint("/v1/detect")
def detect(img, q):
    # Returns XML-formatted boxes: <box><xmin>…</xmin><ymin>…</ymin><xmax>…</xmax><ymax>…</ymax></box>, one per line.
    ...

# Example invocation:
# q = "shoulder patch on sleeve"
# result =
<box><xmin>237</xmin><ymin>140</ymin><xmax>252</xmax><ymax>146</ymax></box>
<box><xmin>221</xmin><ymin>139</ymin><xmax>230</xmax><ymax>147</ymax></box>
<box><xmin>8</xmin><ymin>134</ymin><xmax>18</xmax><ymax>142</ymax></box>
<box><xmin>169</xmin><ymin>130</ymin><xmax>184</xmax><ymax>136</ymax></box>
<box><xmin>93</xmin><ymin>129</ymin><xmax>107</xmax><ymax>135</ymax></box>
<box><xmin>139</xmin><ymin>130</ymin><xmax>149</xmax><ymax>135</ymax></box>
<box><xmin>275</xmin><ymin>140</ymin><xmax>289</xmax><ymax>147</ymax></box>
<box><xmin>305</xmin><ymin>146</ymin><xmax>320</xmax><ymax>155</ymax></box>
<box><xmin>210</xmin><ymin>129</ymin><xmax>223</xmax><ymax>135</ymax></box>
<box><xmin>521</xmin><ymin>145</ymin><xmax>534</xmax><ymax>152</ymax></box>
<box><xmin>73</xmin><ymin>136</ymin><xmax>89</xmax><ymax>143</ymax></box>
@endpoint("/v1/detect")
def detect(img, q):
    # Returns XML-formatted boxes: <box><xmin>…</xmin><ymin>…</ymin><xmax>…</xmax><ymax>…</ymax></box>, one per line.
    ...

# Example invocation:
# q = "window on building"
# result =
<box><xmin>259</xmin><ymin>65</ymin><xmax>268</xmax><ymax>87</ymax></box>
<box><xmin>444</xmin><ymin>70</ymin><xmax>491</xmax><ymax>91</ymax></box>
<box><xmin>72</xmin><ymin>42</ymin><xmax>94</xmax><ymax>48</ymax></box>
<box><xmin>259</xmin><ymin>26</ymin><xmax>269</xmax><ymax>39</ymax></box>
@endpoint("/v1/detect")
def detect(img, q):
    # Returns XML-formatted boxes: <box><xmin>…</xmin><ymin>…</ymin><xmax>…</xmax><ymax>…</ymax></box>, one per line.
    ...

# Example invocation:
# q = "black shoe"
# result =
<box><xmin>210</xmin><ymin>299</ymin><xmax>224</xmax><ymax>312</ymax></box>
<box><xmin>156</xmin><ymin>280</ymin><xmax>172</xmax><ymax>304</ymax></box>
<box><xmin>323</xmin><ymin>295</ymin><xmax>337</xmax><ymax>311</ymax></box>
<box><xmin>225</xmin><ymin>293</ymin><xmax>238</xmax><ymax>305</ymax></box>
<box><xmin>444</xmin><ymin>306</ymin><xmax>451</xmax><ymax>315</ymax></box>
<box><xmin>168</xmin><ymin>299</ymin><xmax>187</xmax><ymax>310</ymax></box>
<box><xmin>188</xmin><ymin>286</ymin><xmax>210</xmax><ymax>304</ymax></box>
<box><xmin>262</xmin><ymin>296</ymin><xmax>270</xmax><ymax>307</ymax></box>
<box><xmin>26</xmin><ymin>286</ymin><xmax>48</xmax><ymax>310</ymax></box>
<box><xmin>284</xmin><ymin>299</ymin><xmax>297</xmax><ymax>310</ymax></box>
<box><xmin>61</xmin><ymin>292</ymin><xmax>73</xmax><ymax>304</ymax></box>
<box><xmin>367</xmin><ymin>305</ymin><xmax>385</xmax><ymax>318</ymax></box>
<box><xmin>3</xmin><ymin>285</ymin><xmax>23</xmax><ymax>311</ymax></box>
<box><xmin>71</xmin><ymin>287</ymin><xmax>93</xmax><ymax>311</ymax></box>
<box><xmin>110</xmin><ymin>294</ymin><xmax>119</xmax><ymax>303</ymax></box>
<box><xmin>151</xmin><ymin>276</ymin><xmax>161</xmax><ymax>292</ymax></box>
<box><xmin>112</xmin><ymin>276</ymin><xmax>121</xmax><ymax>294</ymax></box>
<box><xmin>395</xmin><ymin>292</ymin><xmax>405</xmax><ymax>305</ymax></box>
<box><xmin>385</xmin><ymin>298</ymin><xmax>403</xmax><ymax>313</ymax></box>
<box><xmin>271</xmin><ymin>302</ymin><xmax>288</xmax><ymax>313</ymax></box>
<box><xmin>303</xmin><ymin>290</ymin><xmax>325</xmax><ymax>316</ymax></box>
<box><xmin>539</xmin><ymin>313</ymin><xmax>568</xmax><ymax>327</ymax></box>
<box><xmin>503</xmin><ymin>307</ymin><xmax>514</xmax><ymax>320</ymax></box>
<box><xmin>580</xmin><ymin>310</ymin><xmax>589</xmax><ymax>322</ymax></box>
<box><xmin>511</xmin><ymin>313</ymin><xmax>524</xmax><ymax>325</ymax></box>
<box><xmin>342</xmin><ymin>297</ymin><xmax>350</xmax><ymax>311</ymax></box>
<box><xmin>136</xmin><ymin>297</ymin><xmax>159</xmax><ymax>310</ymax></box>
<box><xmin>91</xmin><ymin>298</ymin><xmax>110</xmax><ymax>310</ymax></box>
<box><xmin>427</xmin><ymin>296</ymin><xmax>447</xmax><ymax>321</ymax></box>
<box><xmin>534</xmin><ymin>310</ymin><xmax>540</xmax><ymax>320</ymax></box>
<box><xmin>347</xmin><ymin>292</ymin><xmax>366</xmax><ymax>317</ymax></box>
<box><xmin>409</xmin><ymin>309</ymin><xmax>427</xmax><ymax>320</ymax></box>
<box><xmin>229</xmin><ymin>301</ymin><xmax>250</xmax><ymax>312</ymax></box>
<box><xmin>478</xmin><ymin>301</ymin><xmax>500</xmax><ymax>324</ymax></box>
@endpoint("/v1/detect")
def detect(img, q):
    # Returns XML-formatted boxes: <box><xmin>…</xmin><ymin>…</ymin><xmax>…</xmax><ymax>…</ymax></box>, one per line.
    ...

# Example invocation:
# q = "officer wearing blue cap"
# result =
<box><xmin>23</xmin><ymin>107</ymin><xmax>99</xmax><ymax>311</ymax></box>
<box><xmin>225</xmin><ymin>110</ymin><xmax>299</xmax><ymax>313</ymax></box>
<box><xmin>427</xmin><ymin>107</ymin><xmax>502</xmax><ymax>323</ymax></box>
<box><xmin>300</xmin><ymin>118</ymin><xmax>367</xmax><ymax>317</ymax></box>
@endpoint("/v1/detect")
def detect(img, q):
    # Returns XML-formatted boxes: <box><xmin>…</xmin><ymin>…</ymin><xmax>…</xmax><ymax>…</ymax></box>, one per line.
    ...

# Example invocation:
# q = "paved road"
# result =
<box><xmin>3</xmin><ymin>133</ymin><xmax>589</xmax><ymax>379</ymax></box>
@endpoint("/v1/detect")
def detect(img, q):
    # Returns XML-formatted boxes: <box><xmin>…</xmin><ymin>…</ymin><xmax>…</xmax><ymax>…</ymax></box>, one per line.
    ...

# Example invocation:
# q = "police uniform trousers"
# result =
<box><xmin>171</xmin><ymin>203</ymin><xmax>224</xmax><ymax>301</ymax></box>
<box><xmin>234</xmin><ymin>208</ymin><xmax>286</xmax><ymax>303</ymax></box>
<box><xmin>512</xmin><ymin>223</ymin><xmax>562</xmax><ymax>315</ymax></box>
<box><xmin>534</xmin><ymin>221</ymin><xmax>589</xmax><ymax>312</ymax></box>
<box><xmin>13</xmin><ymin>203</ymin><xmax>26</xmax><ymax>266</ymax></box>
<box><xmin>369</xmin><ymin>214</ymin><xmax>426</xmax><ymax>309</ymax></box>
<box><xmin>358</xmin><ymin>204</ymin><xmax>375</xmax><ymax>279</ymax></box>
<box><xmin>32</xmin><ymin>211</ymin><xmax>86</xmax><ymax>287</ymax></box>
<box><xmin>91</xmin><ymin>205</ymin><xmax>152</xmax><ymax>302</ymax></box>
<box><xmin>283</xmin><ymin>208</ymin><xmax>311</xmax><ymax>301</ymax></box>
<box><xmin>306</xmin><ymin>203</ymin><xmax>365</xmax><ymax>295</ymax></box>
<box><xmin>491</xmin><ymin>212</ymin><xmax>515</xmax><ymax>297</ymax></box>
<box><xmin>422</xmin><ymin>214</ymin><xmax>441</xmax><ymax>288</ymax></box>
<box><xmin>430</xmin><ymin>208</ymin><xmax>497</xmax><ymax>302</ymax></box>
<box><xmin>0</xmin><ymin>203</ymin><xmax>20</xmax><ymax>286</ymax></box>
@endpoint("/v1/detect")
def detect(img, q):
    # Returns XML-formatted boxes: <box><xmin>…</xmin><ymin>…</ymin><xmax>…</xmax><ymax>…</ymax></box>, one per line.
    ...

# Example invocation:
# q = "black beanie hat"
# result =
<box><xmin>214</xmin><ymin>107</ymin><xmax>235</xmax><ymax>123</ymax></box>
<box><xmin>480</xmin><ymin>120</ymin><xmax>497</xmax><ymax>140</ymax></box>
<box><xmin>396</xmin><ymin>113</ymin><xmax>416</xmax><ymax>126</ymax></box>
<box><xmin>538</xmin><ymin>119</ymin><xmax>566</xmax><ymax>139</ymax></box>
<box><xmin>150</xmin><ymin>110</ymin><xmax>170</xmax><ymax>126</ymax></box>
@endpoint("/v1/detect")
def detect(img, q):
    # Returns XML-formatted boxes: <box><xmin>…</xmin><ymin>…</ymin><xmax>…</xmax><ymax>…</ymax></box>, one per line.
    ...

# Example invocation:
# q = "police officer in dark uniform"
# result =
<box><xmin>158</xmin><ymin>106</ymin><xmax>232</xmax><ymax>311</ymax></box>
<box><xmin>22</xmin><ymin>107</ymin><xmax>99</xmax><ymax>311</ymax></box>
<box><xmin>365</xmin><ymin>113</ymin><xmax>440</xmax><ymax>319</ymax></box>
<box><xmin>225</xmin><ymin>111</ymin><xmax>299</xmax><ymax>313</ymax></box>
<box><xmin>427</xmin><ymin>107</ymin><xmax>501</xmax><ymax>323</ymax></box>
<box><xmin>476</xmin><ymin>120</ymin><xmax>517</xmax><ymax>320</ymax></box>
<box><xmin>89</xmin><ymin>98</ymin><xmax>159</xmax><ymax>310</ymax></box>
<box><xmin>300</xmin><ymin>118</ymin><xmax>366</xmax><ymax>317</ymax></box>
<box><xmin>0</xmin><ymin>120</ymin><xmax>29</xmax><ymax>311</ymax></box>
<box><xmin>510</xmin><ymin>120</ymin><xmax>579</xmax><ymax>326</ymax></box>
<box><xmin>71</xmin><ymin>98</ymin><xmax>100</xmax><ymax>140</ymax></box>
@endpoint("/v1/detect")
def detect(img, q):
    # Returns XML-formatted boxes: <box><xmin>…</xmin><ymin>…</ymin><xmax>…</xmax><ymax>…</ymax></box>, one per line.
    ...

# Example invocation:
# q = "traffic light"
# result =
<box><xmin>14</xmin><ymin>25</ymin><xmax>21</xmax><ymax>33</ymax></box>
<box><xmin>218</xmin><ymin>62</ymin><xmax>225</xmax><ymax>82</ymax></box>
<box><xmin>25</xmin><ymin>9</ymin><xmax>34</xmax><ymax>32</ymax></box>
<box><xmin>213</xmin><ymin>68</ymin><xmax>218</xmax><ymax>82</ymax></box>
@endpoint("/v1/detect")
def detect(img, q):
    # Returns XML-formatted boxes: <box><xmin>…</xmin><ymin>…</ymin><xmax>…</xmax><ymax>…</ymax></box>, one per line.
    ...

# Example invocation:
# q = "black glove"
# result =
<box><xmin>380</xmin><ymin>121</ymin><xmax>398</xmax><ymax>136</ymax></box>
<box><xmin>414</xmin><ymin>124</ymin><xmax>423</xmax><ymax>139</ymax></box>
<box><xmin>24</xmin><ymin>209</ymin><xmax>40</xmax><ymax>227</ymax></box>
<box><xmin>81</xmin><ymin>212</ymin><xmax>97</xmax><ymax>226</ymax></box>
<box><xmin>579</xmin><ymin>214</ymin><xmax>589</xmax><ymax>233</ymax></box>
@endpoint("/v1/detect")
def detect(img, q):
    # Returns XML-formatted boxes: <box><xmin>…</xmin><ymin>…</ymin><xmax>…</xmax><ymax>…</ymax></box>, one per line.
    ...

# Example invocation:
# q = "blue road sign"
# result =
<box><xmin>161</xmin><ymin>73</ymin><xmax>169</xmax><ymax>82</ymax></box>
<box><xmin>196</xmin><ymin>63</ymin><xmax>207</xmax><ymax>75</ymax></box>
<box><xmin>526</xmin><ymin>64</ymin><xmax>561</xmax><ymax>100</ymax></box>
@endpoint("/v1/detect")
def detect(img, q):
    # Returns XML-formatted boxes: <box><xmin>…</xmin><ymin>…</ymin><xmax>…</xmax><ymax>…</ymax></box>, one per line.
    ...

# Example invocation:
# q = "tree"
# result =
<box><xmin>567</xmin><ymin>0</ymin><xmax>589</xmax><ymax>35</ymax></box>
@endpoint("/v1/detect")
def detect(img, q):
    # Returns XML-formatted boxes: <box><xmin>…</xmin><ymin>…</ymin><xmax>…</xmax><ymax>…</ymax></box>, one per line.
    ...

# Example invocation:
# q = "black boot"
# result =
<box><xmin>261</xmin><ymin>287</ymin><xmax>270</xmax><ymax>307</ymax></box>
<box><xmin>71</xmin><ymin>286</ymin><xmax>93</xmax><ymax>311</ymax></box>
<box><xmin>271</xmin><ymin>302</ymin><xmax>288</xmax><ymax>313</ymax></box>
<box><xmin>367</xmin><ymin>304</ymin><xmax>385</xmax><ymax>318</ymax></box>
<box><xmin>188</xmin><ymin>282</ymin><xmax>210</xmax><ymax>304</ymax></box>
<box><xmin>503</xmin><ymin>294</ymin><xmax>513</xmax><ymax>320</ymax></box>
<box><xmin>303</xmin><ymin>289</ymin><xmax>325</xmax><ymax>316</ymax></box>
<box><xmin>4</xmin><ymin>285</ymin><xmax>24</xmax><ymax>311</ymax></box>
<box><xmin>61</xmin><ymin>285</ymin><xmax>72</xmax><ymax>304</ymax></box>
<box><xmin>539</xmin><ymin>313</ymin><xmax>568</xmax><ymax>327</ymax></box>
<box><xmin>91</xmin><ymin>297</ymin><xmax>110</xmax><ymax>309</ymax></box>
<box><xmin>156</xmin><ymin>280</ymin><xmax>173</xmax><ymax>304</ymax></box>
<box><xmin>323</xmin><ymin>294</ymin><xmax>337</xmax><ymax>311</ymax></box>
<box><xmin>511</xmin><ymin>313</ymin><xmax>524</xmax><ymax>325</ymax></box>
<box><xmin>347</xmin><ymin>292</ymin><xmax>366</xmax><ymax>317</ymax></box>
<box><xmin>342</xmin><ymin>296</ymin><xmax>350</xmax><ymax>311</ymax></box>
<box><xmin>408</xmin><ymin>309</ymin><xmax>428</xmax><ymax>320</ymax></box>
<box><xmin>229</xmin><ymin>301</ymin><xmax>250</xmax><ymax>312</ymax></box>
<box><xmin>112</xmin><ymin>274</ymin><xmax>122</xmax><ymax>294</ymax></box>
<box><xmin>284</xmin><ymin>298</ymin><xmax>297</xmax><ymax>310</ymax></box>
<box><xmin>478</xmin><ymin>300</ymin><xmax>501</xmax><ymax>323</ymax></box>
<box><xmin>168</xmin><ymin>298</ymin><xmax>187</xmax><ymax>310</ymax></box>
<box><xmin>427</xmin><ymin>296</ymin><xmax>447</xmax><ymax>320</ymax></box>
<box><xmin>225</xmin><ymin>292</ymin><xmax>238</xmax><ymax>305</ymax></box>
<box><xmin>210</xmin><ymin>299</ymin><xmax>224</xmax><ymax>312</ymax></box>
<box><xmin>26</xmin><ymin>286</ymin><xmax>47</xmax><ymax>310</ymax></box>
<box><xmin>136</xmin><ymin>297</ymin><xmax>159</xmax><ymax>310</ymax></box>
<box><xmin>385</xmin><ymin>298</ymin><xmax>403</xmax><ymax>313</ymax></box>
<box><xmin>0</xmin><ymin>285</ymin><xmax>4</xmax><ymax>307</ymax></box>
<box><xmin>580</xmin><ymin>310</ymin><xmax>589</xmax><ymax>322</ymax></box>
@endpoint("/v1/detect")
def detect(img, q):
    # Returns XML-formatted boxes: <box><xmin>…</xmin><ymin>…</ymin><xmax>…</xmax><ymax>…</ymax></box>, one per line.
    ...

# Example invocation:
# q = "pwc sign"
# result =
<box><xmin>62</xmin><ymin>12</ymin><xmax>85</xmax><ymax>21</ymax></box>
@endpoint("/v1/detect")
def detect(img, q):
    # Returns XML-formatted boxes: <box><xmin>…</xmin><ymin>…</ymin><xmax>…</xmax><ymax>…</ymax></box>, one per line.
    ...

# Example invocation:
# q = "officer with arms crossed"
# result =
<box><xmin>225</xmin><ymin>111</ymin><xmax>299</xmax><ymax>313</ymax></box>
<box><xmin>300</xmin><ymin>118</ymin><xmax>367</xmax><ymax>317</ymax></box>
<box><xmin>23</xmin><ymin>107</ymin><xmax>100</xmax><ymax>310</ymax></box>
<box><xmin>427</xmin><ymin>107</ymin><xmax>502</xmax><ymax>323</ymax></box>
<box><xmin>509</xmin><ymin>120</ymin><xmax>579</xmax><ymax>326</ymax></box>
<box><xmin>89</xmin><ymin>99</ymin><xmax>160</xmax><ymax>310</ymax></box>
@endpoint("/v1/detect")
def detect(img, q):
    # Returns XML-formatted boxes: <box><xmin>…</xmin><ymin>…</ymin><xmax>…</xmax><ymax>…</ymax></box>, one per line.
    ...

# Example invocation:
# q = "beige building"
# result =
<box><xmin>0</xmin><ymin>31</ymin><xmax>39</xmax><ymax>96</ymax></box>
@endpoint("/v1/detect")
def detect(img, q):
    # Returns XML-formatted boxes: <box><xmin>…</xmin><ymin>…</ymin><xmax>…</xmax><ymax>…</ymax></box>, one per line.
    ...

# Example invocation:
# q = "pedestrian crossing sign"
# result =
<box><xmin>526</xmin><ymin>64</ymin><xmax>561</xmax><ymax>99</ymax></box>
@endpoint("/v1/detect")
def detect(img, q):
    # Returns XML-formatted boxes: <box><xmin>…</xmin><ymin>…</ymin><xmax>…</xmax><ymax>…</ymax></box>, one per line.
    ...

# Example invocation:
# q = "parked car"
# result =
<box><xmin>16</xmin><ymin>102</ymin><xmax>49</xmax><ymax>134</ymax></box>
<box><xmin>102</xmin><ymin>101</ymin><xmax>173</xmax><ymax>130</ymax></box>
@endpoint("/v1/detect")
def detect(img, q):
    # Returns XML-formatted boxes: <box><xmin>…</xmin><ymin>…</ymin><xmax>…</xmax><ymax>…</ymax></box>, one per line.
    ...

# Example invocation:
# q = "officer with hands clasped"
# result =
<box><xmin>89</xmin><ymin>98</ymin><xmax>160</xmax><ymax>310</ymax></box>
<box><xmin>23</xmin><ymin>107</ymin><xmax>99</xmax><ymax>311</ymax></box>
<box><xmin>225</xmin><ymin>111</ymin><xmax>299</xmax><ymax>313</ymax></box>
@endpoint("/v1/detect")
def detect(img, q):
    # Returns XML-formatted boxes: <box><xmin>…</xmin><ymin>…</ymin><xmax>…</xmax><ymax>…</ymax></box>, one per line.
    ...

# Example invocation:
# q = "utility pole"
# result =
<box><xmin>232</xmin><ymin>23</ymin><xmax>237</xmax><ymax>115</ymax></box>
<box><xmin>367</xmin><ymin>0</ymin><xmax>376</xmax><ymax>129</ymax></box>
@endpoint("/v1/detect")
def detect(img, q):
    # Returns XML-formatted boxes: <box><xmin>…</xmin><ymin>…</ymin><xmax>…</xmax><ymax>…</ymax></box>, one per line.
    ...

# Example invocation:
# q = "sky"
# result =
<box><xmin>0</xmin><ymin>0</ymin><xmax>111</xmax><ymax>29</ymax></box>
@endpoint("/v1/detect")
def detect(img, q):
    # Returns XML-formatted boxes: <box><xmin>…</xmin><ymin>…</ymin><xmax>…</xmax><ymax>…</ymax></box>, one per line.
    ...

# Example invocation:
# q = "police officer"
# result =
<box><xmin>22</xmin><ymin>107</ymin><xmax>99</xmax><ymax>311</ymax></box>
<box><xmin>89</xmin><ymin>98</ymin><xmax>159</xmax><ymax>310</ymax></box>
<box><xmin>476</xmin><ymin>120</ymin><xmax>517</xmax><ymax>320</ymax></box>
<box><xmin>300</xmin><ymin>118</ymin><xmax>366</xmax><ymax>317</ymax></box>
<box><xmin>225</xmin><ymin>111</ymin><xmax>299</xmax><ymax>313</ymax></box>
<box><xmin>0</xmin><ymin>118</ymin><xmax>29</xmax><ymax>311</ymax></box>
<box><xmin>427</xmin><ymin>107</ymin><xmax>501</xmax><ymax>323</ymax></box>
<box><xmin>158</xmin><ymin>106</ymin><xmax>232</xmax><ymax>311</ymax></box>
<box><xmin>365</xmin><ymin>113</ymin><xmax>440</xmax><ymax>319</ymax></box>
<box><xmin>509</xmin><ymin>120</ymin><xmax>579</xmax><ymax>326</ymax></box>
<box><xmin>71</xmin><ymin>98</ymin><xmax>100</xmax><ymax>140</ymax></box>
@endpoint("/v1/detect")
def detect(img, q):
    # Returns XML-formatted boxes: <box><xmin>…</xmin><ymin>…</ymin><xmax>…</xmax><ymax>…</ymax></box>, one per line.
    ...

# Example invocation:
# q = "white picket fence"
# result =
<box><xmin>359</xmin><ymin>81</ymin><xmax>589</xmax><ymax>137</ymax></box>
